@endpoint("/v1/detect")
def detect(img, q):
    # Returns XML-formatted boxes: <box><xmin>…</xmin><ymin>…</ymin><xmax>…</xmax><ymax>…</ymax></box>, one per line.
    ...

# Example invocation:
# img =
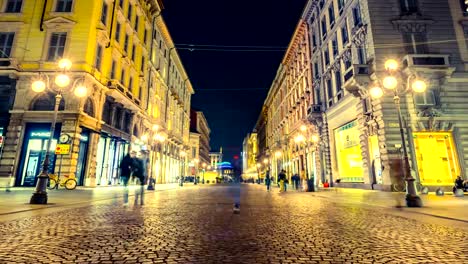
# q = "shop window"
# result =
<box><xmin>334</xmin><ymin>120</ymin><xmax>364</xmax><ymax>182</ymax></box>
<box><xmin>83</xmin><ymin>98</ymin><xmax>94</xmax><ymax>117</ymax></box>
<box><xmin>31</xmin><ymin>93</ymin><xmax>65</xmax><ymax>111</ymax></box>
<box><xmin>5</xmin><ymin>0</ymin><xmax>22</xmax><ymax>13</ymax></box>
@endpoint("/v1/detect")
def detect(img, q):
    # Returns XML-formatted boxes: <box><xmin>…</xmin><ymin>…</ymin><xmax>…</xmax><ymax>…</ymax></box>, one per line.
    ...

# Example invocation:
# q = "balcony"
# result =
<box><xmin>0</xmin><ymin>58</ymin><xmax>19</xmax><ymax>69</ymax></box>
<box><xmin>307</xmin><ymin>104</ymin><xmax>323</xmax><ymax>122</ymax></box>
<box><xmin>342</xmin><ymin>64</ymin><xmax>371</xmax><ymax>98</ymax></box>
<box><xmin>402</xmin><ymin>54</ymin><xmax>455</xmax><ymax>78</ymax></box>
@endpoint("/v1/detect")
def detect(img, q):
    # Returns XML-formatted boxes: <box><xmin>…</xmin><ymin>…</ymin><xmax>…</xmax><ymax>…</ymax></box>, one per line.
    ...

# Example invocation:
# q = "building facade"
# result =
<box><xmin>241</xmin><ymin>132</ymin><xmax>259</xmax><ymax>182</ymax></box>
<box><xmin>0</xmin><ymin>0</ymin><xmax>193</xmax><ymax>187</ymax></box>
<box><xmin>257</xmin><ymin>0</ymin><xmax>468</xmax><ymax>191</ymax></box>
<box><xmin>188</xmin><ymin>109</ymin><xmax>211</xmax><ymax>179</ymax></box>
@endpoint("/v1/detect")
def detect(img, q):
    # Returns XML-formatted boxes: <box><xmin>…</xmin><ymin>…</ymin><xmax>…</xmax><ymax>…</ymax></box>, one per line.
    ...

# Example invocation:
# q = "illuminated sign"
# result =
<box><xmin>55</xmin><ymin>144</ymin><xmax>71</xmax><ymax>155</ymax></box>
<box><xmin>31</xmin><ymin>132</ymin><xmax>51</xmax><ymax>138</ymax></box>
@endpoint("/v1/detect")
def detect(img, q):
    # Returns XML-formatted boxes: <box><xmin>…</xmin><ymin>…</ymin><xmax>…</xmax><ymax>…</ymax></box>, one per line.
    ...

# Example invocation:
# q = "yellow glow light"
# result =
<box><xmin>275</xmin><ymin>151</ymin><xmax>282</xmax><ymax>158</ymax></box>
<box><xmin>384</xmin><ymin>59</ymin><xmax>398</xmax><ymax>71</ymax></box>
<box><xmin>141</xmin><ymin>134</ymin><xmax>148</xmax><ymax>142</ymax></box>
<box><xmin>312</xmin><ymin>135</ymin><xmax>319</xmax><ymax>142</ymax></box>
<box><xmin>294</xmin><ymin>134</ymin><xmax>305</xmax><ymax>143</ymax></box>
<box><xmin>58</xmin><ymin>58</ymin><xmax>72</xmax><ymax>70</ymax></box>
<box><xmin>263</xmin><ymin>158</ymin><xmax>268</xmax><ymax>164</ymax></box>
<box><xmin>55</xmin><ymin>74</ymin><xmax>70</xmax><ymax>87</ymax></box>
<box><xmin>74</xmin><ymin>85</ymin><xmax>87</xmax><ymax>98</ymax></box>
<box><xmin>152</xmin><ymin>124</ymin><xmax>159</xmax><ymax>131</ymax></box>
<box><xmin>300</xmin><ymin>125</ymin><xmax>307</xmax><ymax>132</ymax></box>
<box><xmin>370</xmin><ymin>86</ymin><xmax>384</xmax><ymax>98</ymax></box>
<box><xmin>412</xmin><ymin>80</ymin><xmax>427</xmax><ymax>93</ymax></box>
<box><xmin>32</xmin><ymin>80</ymin><xmax>46</xmax><ymax>93</ymax></box>
<box><xmin>383</xmin><ymin>76</ymin><xmax>398</xmax><ymax>90</ymax></box>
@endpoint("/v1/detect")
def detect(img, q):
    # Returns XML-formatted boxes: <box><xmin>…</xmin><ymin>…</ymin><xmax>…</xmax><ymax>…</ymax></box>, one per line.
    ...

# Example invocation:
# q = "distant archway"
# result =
<box><xmin>30</xmin><ymin>93</ymin><xmax>65</xmax><ymax>111</ymax></box>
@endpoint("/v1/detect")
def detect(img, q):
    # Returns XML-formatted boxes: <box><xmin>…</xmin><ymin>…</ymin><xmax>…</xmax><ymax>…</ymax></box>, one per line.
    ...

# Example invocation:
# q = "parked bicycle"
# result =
<box><xmin>47</xmin><ymin>174</ymin><xmax>77</xmax><ymax>190</ymax></box>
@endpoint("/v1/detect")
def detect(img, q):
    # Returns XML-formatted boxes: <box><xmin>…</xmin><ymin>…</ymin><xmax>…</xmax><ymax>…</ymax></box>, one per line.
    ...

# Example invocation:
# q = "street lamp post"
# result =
<box><xmin>30</xmin><ymin>59</ymin><xmax>87</xmax><ymax>204</ymax></box>
<box><xmin>369</xmin><ymin>59</ymin><xmax>426</xmax><ymax>207</ymax></box>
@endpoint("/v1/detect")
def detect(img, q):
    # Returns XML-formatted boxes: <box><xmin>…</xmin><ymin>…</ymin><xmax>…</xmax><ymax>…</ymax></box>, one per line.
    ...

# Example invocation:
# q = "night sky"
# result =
<box><xmin>162</xmin><ymin>0</ymin><xmax>307</xmax><ymax>162</ymax></box>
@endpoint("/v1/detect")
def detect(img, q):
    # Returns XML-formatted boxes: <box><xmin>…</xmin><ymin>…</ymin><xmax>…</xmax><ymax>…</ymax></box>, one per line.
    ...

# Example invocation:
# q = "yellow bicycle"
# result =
<box><xmin>47</xmin><ymin>174</ymin><xmax>77</xmax><ymax>190</ymax></box>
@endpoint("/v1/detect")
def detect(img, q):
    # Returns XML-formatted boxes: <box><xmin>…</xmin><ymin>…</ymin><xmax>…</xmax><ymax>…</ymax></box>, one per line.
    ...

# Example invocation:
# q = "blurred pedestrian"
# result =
<box><xmin>278</xmin><ymin>169</ymin><xmax>286</xmax><ymax>192</ymax></box>
<box><xmin>292</xmin><ymin>173</ymin><xmax>300</xmax><ymax>190</ymax></box>
<box><xmin>265</xmin><ymin>170</ymin><xmax>271</xmax><ymax>191</ymax></box>
<box><xmin>120</xmin><ymin>150</ymin><xmax>136</xmax><ymax>206</ymax></box>
<box><xmin>132</xmin><ymin>151</ymin><xmax>146</xmax><ymax>206</ymax></box>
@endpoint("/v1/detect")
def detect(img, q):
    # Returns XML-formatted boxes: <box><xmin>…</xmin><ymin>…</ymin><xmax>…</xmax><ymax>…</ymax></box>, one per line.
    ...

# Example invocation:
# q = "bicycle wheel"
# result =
<box><xmin>392</xmin><ymin>182</ymin><xmax>406</xmax><ymax>192</ymax></box>
<box><xmin>64</xmin><ymin>179</ymin><xmax>77</xmax><ymax>190</ymax></box>
<box><xmin>48</xmin><ymin>179</ymin><xmax>58</xmax><ymax>190</ymax></box>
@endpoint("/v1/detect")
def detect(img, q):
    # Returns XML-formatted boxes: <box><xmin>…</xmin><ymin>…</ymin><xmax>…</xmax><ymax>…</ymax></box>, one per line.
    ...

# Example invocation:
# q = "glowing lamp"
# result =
<box><xmin>275</xmin><ymin>151</ymin><xmax>282</xmax><ymax>158</ymax></box>
<box><xmin>58</xmin><ymin>58</ymin><xmax>72</xmax><ymax>70</ymax></box>
<box><xmin>141</xmin><ymin>134</ymin><xmax>148</xmax><ymax>142</ymax></box>
<box><xmin>300</xmin><ymin>125</ymin><xmax>307</xmax><ymax>132</ymax></box>
<box><xmin>152</xmin><ymin>124</ymin><xmax>159</xmax><ymax>131</ymax></box>
<box><xmin>384</xmin><ymin>59</ymin><xmax>398</xmax><ymax>71</ymax></box>
<box><xmin>73</xmin><ymin>85</ymin><xmax>87</xmax><ymax>97</ymax></box>
<box><xmin>412</xmin><ymin>80</ymin><xmax>427</xmax><ymax>93</ymax></box>
<box><xmin>32</xmin><ymin>80</ymin><xmax>46</xmax><ymax>93</ymax></box>
<box><xmin>312</xmin><ymin>135</ymin><xmax>319</xmax><ymax>142</ymax></box>
<box><xmin>383</xmin><ymin>76</ymin><xmax>398</xmax><ymax>90</ymax></box>
<box><xmin>55</xmin><ymin>74</ymin><xmax>70</xmax><ymax>87</ymax></box>
<box><xmin>263</xmin><ymin>158</ymin><xmax>268</xmax><ymax>164</ymax></box>
<box><xmin>369</xmin><ymin>86</ymin><xmax>383</xmax><ymax>99</ymax></box>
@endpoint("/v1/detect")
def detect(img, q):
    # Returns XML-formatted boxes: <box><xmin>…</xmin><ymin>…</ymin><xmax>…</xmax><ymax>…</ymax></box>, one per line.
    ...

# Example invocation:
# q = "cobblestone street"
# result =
<box><xmin>0</xmin><ymin>184</ymin><xmax>467</xmax><ymax>264</ymax></box>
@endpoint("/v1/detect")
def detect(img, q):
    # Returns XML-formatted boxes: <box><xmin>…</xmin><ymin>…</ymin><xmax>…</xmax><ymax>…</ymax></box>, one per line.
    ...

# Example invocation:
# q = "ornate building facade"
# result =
<box><xmin>0</xmin><ymin>0</ymin><xmax>193</xmax><ymax>187</ymax></box>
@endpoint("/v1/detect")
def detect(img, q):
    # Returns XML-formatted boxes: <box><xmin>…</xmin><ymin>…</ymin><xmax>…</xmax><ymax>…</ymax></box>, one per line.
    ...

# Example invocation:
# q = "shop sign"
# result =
<box><xmin>31</xmin><ymin>132</ymin><xmax>51</xmax><ymax>138</ymax></box>
<box><xmin>55</xmin><ymin>144</ymin><xmax>70</xmax><ymax>155</ymax></box>
<box><xmin>0</xmin><ymin>136</ymin><xmax>3</xmax><ymax>147</ymax></box>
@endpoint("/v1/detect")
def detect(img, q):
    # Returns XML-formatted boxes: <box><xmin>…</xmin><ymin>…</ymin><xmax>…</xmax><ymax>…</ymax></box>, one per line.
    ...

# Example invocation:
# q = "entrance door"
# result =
<box><xmin>413</xmin><ymin>132</ymin><xmax>460</xmax><ymax>186</ymax></box>
<box><xmin>21</xmin><ymin>139</ymin><xmax>57</xmax><ymax>186</ymax></box>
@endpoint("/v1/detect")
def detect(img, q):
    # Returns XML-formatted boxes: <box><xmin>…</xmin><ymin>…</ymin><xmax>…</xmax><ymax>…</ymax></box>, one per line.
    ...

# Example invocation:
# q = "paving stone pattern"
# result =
<box><xmin>0</xmin><ymin>185</ymin><xmax>466</xmax><ymax>264</ymax></box>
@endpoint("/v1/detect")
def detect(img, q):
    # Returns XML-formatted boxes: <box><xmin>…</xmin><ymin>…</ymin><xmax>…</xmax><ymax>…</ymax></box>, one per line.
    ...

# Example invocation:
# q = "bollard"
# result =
<box><xmin>435</xmin><ymin>188</ymin><xmax>444</xmax><ymax>196</ymax></box>
<box><xmin>233</xmin><ymin>203</ymin><xmax>240</xmax><ymax>214</ymax></box>
<box><xmin>420</xmin><ymin>186</ymin><xmax>429</xmax><ymax>195</ymax></box>
<box><xmin>454</xmin><ymin>189</ymin><xmax>464</xmax><ymax>197</ymax></box>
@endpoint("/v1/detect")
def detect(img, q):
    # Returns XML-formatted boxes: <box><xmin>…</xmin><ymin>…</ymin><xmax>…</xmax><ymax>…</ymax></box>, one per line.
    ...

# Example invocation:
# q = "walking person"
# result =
<box><xmin>278</xmin><ymin>169</ymin><xmax>286</xmax><ymax>192</ymax></box>
<box><xmin>265</xmin><ymin>170</ymin><xmax>271</xmax><ymax>192</ymax></box>
<box><xmin>120</xmin><ymin>150</ymin><xmax>136</xmax><ymax>206</ymax></box>
<box><xmin>132</xmin><ymin>151</ymin><xmax>146</xmax><ymax>206</ymax></box>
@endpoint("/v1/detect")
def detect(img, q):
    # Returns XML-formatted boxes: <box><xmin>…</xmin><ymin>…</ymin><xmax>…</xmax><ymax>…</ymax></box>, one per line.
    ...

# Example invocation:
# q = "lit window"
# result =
<box><xmin>95</xmin><ymin>44</ymin><xmax>103</xmax><ymax>71</ymax></box>
<box><xmin>0</xmin><ymin>32</ymin><xmax>15</xmax><ymax>58</ymax></box>
<box><xmin>47</xmin><ymin>32</ymin><xmax>67</xmax><ymax>61</ymax></box>
<box><xmin>55</xmin><ymin>0</ymin><xmax>73</xmax><ymax>12</ymax></box>
<box><xmin>5</xmin><ymin>0</ymin><xmax>22</xmax><ymax>13</ymax></box>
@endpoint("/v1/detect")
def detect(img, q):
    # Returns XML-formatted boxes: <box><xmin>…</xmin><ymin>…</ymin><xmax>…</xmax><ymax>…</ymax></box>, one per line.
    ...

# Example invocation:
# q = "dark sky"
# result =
<box><xmin>162</xmin><ymin>0</ymin><xmax>307</xmax><ymax>162</ymax></box>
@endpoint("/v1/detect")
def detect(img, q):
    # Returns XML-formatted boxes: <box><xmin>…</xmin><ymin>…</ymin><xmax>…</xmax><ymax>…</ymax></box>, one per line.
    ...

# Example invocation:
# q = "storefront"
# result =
<box><xmin>75</xmin><ymin>129</ymin><xmax>90</xmax><ymax>186</ymax></box>
<box><xmin>334</xmin><ymin>120</ymin><xmax>364</xmax><ymax>182</ymax></box>
<box><xmin>16</xmin><ymin>123</ymin><xmax>61</xmax><ymax>187</ymax></box>
<box><xmin>95</xmin><ymin>133</ymin><xmax>129</xmax><ymax>186</ymax></box>
<box><xmin>413</xmin><ymin>132</ymin><xmax>460</xmax><ymax>186</ymax></box>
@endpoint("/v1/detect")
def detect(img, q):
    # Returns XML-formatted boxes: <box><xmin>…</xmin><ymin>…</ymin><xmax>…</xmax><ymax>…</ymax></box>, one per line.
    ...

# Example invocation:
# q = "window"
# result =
<box><xmin>402</xmin><ymin>33</ymin><xmax>428</xmax><ymax>54</ymax></box>
<box><xmin>324</xmin><ymin>48</ymin><xmax>330</xmax><ymax>66</ymax></box>
<box><xmin>461</xmin><ymin>0</ymin><xmax>468</xmax><ymax>16</ymax></box>
<box><xmin>127</xmin><ymin>4</ymin><xmax>132</xmax><ymax>21</ymax></box>
<box><xmin>141</xmin><ymin>57</ymin><xmax>145</xmax><ymax>72</ymax></box>
<box><xmin>335</xmin><ymin>70</ymin><xmax>342</xmax><ymax>93</ymax></box>
<box><xmin>352</xmin><ymin>5</ymin><xmax>362</xmax><ymax>27</ymax></box>
<box><xmin>115</xmin><ymin>22</ymin><xmax>121</xmax><ymax>42</ymax></box>
<box><xmin>357</xmin><ymin>47</ymin><xmax>366</xmax><ymax>64</ymax></box>
<box><xmin>119</xmin><ymin>0</ymin><xmax>124</xmax><ymax>8</ymax></box>
<box><xmin>101</xmin><ymin>2</ymin><xmax>108</xmax><ymax>25</ymax></box>
<box><xmin>5</xmin><ymin>0</ymin><xmax>22</xmax><ymax>13</ymax></box>
<box><xmin>321</xmin><ymin>18</ymin><xmax>327</xmax><ymax>40</ymax></box>
<box><xmin>327</xmin><ymin>78</ymin><xmax>333</xmax><ymax>103</ymax></box>
<box><xmin>134</xmin><ymin>16</ymin><xmax>139</xmax><ymax>32</ymax></box>
<box><xmin>47</xmin><ymin>32</ymin><xmax>67</xmax><ymax>61</ymax></box>
<box><xmin>319</xmin><ymin>0</ymin><xmax>325</xmax><ymax>9</ymax></box>
<box><xmin>124</xmin><ymin>34</ymin><xmax>129</xmax><ymax>53</ymax></box>
<box><xmin>110</xmin><ymin>60</ymin><xmax>116</xmax><ymax>79</ymax></box>
<box><xmin>143</xmin><ymin>28</ymin><xmax>148</xmax><ymax>45</ymax></box>
<box><xmin>338</xmin><ymin>0</ymin><xmax>345</xmax><ymax>14</ymax></box>
<box><xmin>312</xmin><ymin>33</ymin><xmax>317</xmax><ymax>49</ymax></box>
<box><xmin>0</xmin><ymin>33</ymin><xmax>14</xmax><ymax>58</ymax></box>
<box><xmin>314</xmin><ymin>63</ymin><xmax>320</xmax><ymax>78</ymax></box>
<box><xmin>328</xmin><ymin>3</ymin><xmax>335</xmax><ymax>27</ymax></box>
<box><xmin>138</xmin><ymin>83</ymin><xmax>142</xmax><ymax>100</ymax></box>
<box><xmin>128</xmin><ymin>76</ymin><xmax>133</xmax><ymax>90</ymax></box>
<box><xmin>341</xmin><ymin>22</ymin><xmax>349</xmax><ymax>46</ymax></box>
<box><xmin>55</xmin><ymin>0</ymin><xmax>73</xmax><ymax>12</ymax></box>
<box><xmin>332</xmin><ymin>35</ymin><xmax>338</xmax><ymax>57</ymax></box>
<box><xmin>131</xmin><ymin>44</ymin><xmax>136</xmax><ymax>61</ymax></box>
<box><xmin>400</xmin><ymin>0</ymin><xmax>418</xmax><ymax>15</ymax></box>
<box><xmin>120</xmin><ymin>69</ymin><xmax>126</xmax><ymax>84</ymax></box>
<box><xmin>414</xmin><ymin>90</ymin><xmax>436</xmax><ymax>106</ymax></box>
<box><xmin>95</xmin><ymin>44</ymin><xmax>103</xmax><ymax>70</ymax></box>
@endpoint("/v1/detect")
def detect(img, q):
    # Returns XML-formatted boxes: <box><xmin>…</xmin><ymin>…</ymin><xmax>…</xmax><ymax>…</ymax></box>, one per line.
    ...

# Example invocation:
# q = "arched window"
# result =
<box><xmin>83</xmin><ymin>98</ymin><xmax>95</xmax><ymax>117</ymax></box>
<box><xmin>102</xmin><ymin>99</ymin><xmax>111</xmax><ymax>124</ymax></box>
<box><xmin>31</xmin><ymin>93</ymin><xmax>65</xmax><ymax>111</ymax></box>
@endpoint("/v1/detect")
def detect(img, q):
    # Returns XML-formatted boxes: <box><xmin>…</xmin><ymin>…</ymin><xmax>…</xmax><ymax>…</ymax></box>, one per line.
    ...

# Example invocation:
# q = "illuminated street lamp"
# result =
<box><xmin>369</xmin><ymin>59</ymin><xmax>426</xmax><ymax>207</ymax></box>
<box><xmin>30</xmin><ymin>59</ymin><xmax>87</xmax><ymax>204</ymax></box>
<box><xmin>147</xmin><ymin>127</ymin><xmax>165</xmax><ymax>190</ymax></box>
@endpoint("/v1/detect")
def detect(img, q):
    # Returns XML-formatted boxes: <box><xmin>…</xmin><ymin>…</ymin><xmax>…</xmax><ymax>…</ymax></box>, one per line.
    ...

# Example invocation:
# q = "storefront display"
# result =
<box><xmin>413</xmin><ymin>132</ymin><xmax>460</xmax><ymax>186</ymax></box>
<box><xmin>95</xmin><ymin>133</ymin><xmax>129</xmax><ymax>186</ymax></box>
<box><xmin>17</xmin><ymin>123</ymin><xmax>61</xmax><ymax>186</ymax></box>
<box><xmin>75</xmin><ymin>129</ymin><xmax>90</xmax><ymax>186</ymax></box>
<box><xmin>334</xmin><ymin>120</ymin><xmax>364</xmax><ymax>182</ymax></box>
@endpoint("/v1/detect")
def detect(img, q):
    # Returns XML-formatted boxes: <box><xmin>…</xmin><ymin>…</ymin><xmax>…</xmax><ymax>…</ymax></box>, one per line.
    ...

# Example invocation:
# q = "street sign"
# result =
<box><xmin>55</xmin><ymin>144</ymin><xmax>70</xmax><ymax>155</ymax></box>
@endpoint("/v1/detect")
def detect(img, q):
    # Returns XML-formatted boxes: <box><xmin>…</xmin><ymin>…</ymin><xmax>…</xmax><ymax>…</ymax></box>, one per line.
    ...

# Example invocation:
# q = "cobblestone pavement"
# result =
<box><xmin>0</xmin><ymin>184</ymin><xmax>467</xmax><ymax>264</ymax></box>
